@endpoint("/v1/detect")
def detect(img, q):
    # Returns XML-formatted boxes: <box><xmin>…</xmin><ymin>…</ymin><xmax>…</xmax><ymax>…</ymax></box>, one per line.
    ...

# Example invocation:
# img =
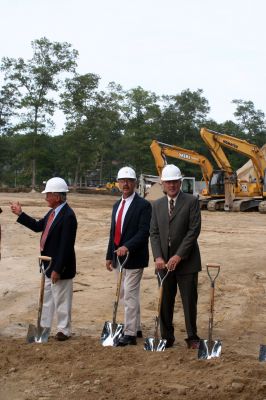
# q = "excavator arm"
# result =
<box><xmin>150</xmin><ymin>140</ymin><xmax>213</xmax><ymax>190</ymax></box>
<box><xmin>200</xmin><ymin>128</ymin><xmax>233</xmax><ymax>174</ymax></box>
<box><xmin>201</xmin><ymin>128</ymin><xmax>266</xmax><ymax>184</ymax></box>
<box><xmin>200</xmin><ymin>128</ymin><xmax>266</xmax><ymax>211</ymax></box>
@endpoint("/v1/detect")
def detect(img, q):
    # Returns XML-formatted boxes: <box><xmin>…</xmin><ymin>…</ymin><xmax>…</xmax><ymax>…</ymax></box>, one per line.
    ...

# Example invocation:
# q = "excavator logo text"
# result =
<box><xmin>178</xmin><ymin>153</ymin><xmax>191</xmax><ymax>160</ymax></box>
<box><xmin>222</xmin><ymin>140</ymin><xmax>238</xmax><ymax>149</ymax></box>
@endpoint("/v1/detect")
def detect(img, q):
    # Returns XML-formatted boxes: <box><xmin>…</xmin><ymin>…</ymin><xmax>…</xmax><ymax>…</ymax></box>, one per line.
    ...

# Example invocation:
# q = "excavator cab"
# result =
<box><xmin>209</xmin><ymin>170</ymin><xmax>225</xmax><ymax>196</ymax></box>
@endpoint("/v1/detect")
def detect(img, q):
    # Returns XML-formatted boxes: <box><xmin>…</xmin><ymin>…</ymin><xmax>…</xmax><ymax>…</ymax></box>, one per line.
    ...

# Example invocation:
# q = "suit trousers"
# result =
<box><xmin>160</xmin><ymin>271</ymin><xmax>198</xmax><ymax>341</ymax></box>
<box><xmin>40</xmin><ymin>277</ymin><xmax>73</xmax><ymax>336</ymax></box>
<box><xmin>116</xmin><ymin>267</ymin><xmax>143</xmax><ymax>336</ymax></box>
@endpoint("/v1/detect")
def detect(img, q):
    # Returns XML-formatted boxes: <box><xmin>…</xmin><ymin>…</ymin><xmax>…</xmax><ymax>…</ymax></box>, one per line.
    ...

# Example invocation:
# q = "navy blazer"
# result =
<box><xmin>106</xmin><ymin>193</ymin><xmax>152</xmax><ymax>269</ymax></box>
<box><xmin>17</xmin><ymin>203</ymin><xmax>77</xmax><ymax>279</ymax></box>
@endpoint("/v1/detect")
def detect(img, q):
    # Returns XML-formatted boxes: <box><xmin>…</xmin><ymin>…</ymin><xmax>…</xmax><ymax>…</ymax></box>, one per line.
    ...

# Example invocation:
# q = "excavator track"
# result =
<box><xmin>232</xmin><ymin>198</ymin><xmax>261</xmax><ymax>212</ymax></box>
<box><xmin>207</xmin><ymin>199</ymin><xmax>225</xmax><ymax>211</ymax></box>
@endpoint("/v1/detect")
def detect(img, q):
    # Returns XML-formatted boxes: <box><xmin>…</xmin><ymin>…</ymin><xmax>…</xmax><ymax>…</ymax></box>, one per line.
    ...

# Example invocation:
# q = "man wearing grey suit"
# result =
<box><xmin>150</xmin><ymin>164</ymin><xmax>201</xmax><ymax>349</ymax></box>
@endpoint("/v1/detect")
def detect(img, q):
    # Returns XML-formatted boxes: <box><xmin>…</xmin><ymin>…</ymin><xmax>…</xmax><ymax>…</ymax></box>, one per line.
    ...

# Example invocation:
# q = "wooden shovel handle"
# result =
<box><xmin>39</xmin><ymin>256</ymin><xmax>52</xmax><ymax>262</ymax></box>
<box><xmin>206</xmin><ymin>263</ymin><xmax>220</xmax><ymax>343</ymax></box>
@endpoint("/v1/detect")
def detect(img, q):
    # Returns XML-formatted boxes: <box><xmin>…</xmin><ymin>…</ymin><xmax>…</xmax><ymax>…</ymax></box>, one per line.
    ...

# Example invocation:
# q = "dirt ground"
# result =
<box><xmin>0</xmin><ymin>192</ymin><xmax>266</xmax><ymax>400</ymax></box>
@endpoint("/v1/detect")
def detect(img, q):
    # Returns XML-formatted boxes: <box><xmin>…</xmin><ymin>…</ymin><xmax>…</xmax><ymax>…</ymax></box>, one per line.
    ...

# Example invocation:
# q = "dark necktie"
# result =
<box><xmin>114</xmin><ymin>200</ymin><xmax>126</xmax><ymax>246</ymax></box>
<box><xmin>169</xmin><ymin>199</ymin><xmax>175</xmax><ymax>217</ymax></box>
<box><xmin>40</xmin><ymin>210</ymin><xmax>55</xmax><ymax>251</ymax></box>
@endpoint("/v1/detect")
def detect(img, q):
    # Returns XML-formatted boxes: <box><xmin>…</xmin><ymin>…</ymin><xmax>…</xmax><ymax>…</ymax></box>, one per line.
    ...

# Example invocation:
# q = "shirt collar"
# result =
<box><xmin>122</xmin><ymin>191</ymin><xmax>136</xmax><ymax>203</ymax></box>
<box><xmin>53</xmin><ymin>201</ymin><xmax>66</xmax><ymax>218</ymax></box>
<box><xmin>167</xmin><ymin>190</ymin><xmax>181</xmax><ymax>204</ymax></box>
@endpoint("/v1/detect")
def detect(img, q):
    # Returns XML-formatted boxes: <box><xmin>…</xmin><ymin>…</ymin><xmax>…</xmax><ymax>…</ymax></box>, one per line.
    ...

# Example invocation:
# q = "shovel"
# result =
<box><xmin>26</xmin><ymin>256</ymin><xmax>52</xmax><ymax>343</ymax></box>
<box><xmin>198</xmin><ymin>263</ymin><xmax>222</xmax><ymax>359</ymax></box>
<box><xmin>101</xmin><ymin>252</ymin><xmax>129</xmax><ymax>347</ymax></box>
<box><xmin>144</xmin><ymin>268</ymin><xmax>169</xmax><ymax>351</ymax></box>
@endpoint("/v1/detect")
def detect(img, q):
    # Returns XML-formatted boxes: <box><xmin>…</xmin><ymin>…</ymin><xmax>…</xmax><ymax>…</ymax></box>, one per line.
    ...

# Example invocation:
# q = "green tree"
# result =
<box><xmin>159</xmin><ymin>89</ymin><xmax>210</xmax><ymax>146</ymax></box>
<box><xmin>0</xmin><ymin>82</ymin><xmax>20</xmax><ymax>135</ymax></box>
<box><xmin>0</xmin><ymin>37</ymin><xmax>78</xmax><ymax>188</ymax></box>
<box><xmin>232</xmin><ymin>99</ymin><xmax>266</xmax><ymax>144</ymax></box>
<box><xmin>122</xmin><ymin>86</ymin><xmax>161</xmax><ymax>175</ymax></box>
<box><xmin>60</xmin><ymin>76</ymin><xmax>123</xmax><ymax>187</ymax></box>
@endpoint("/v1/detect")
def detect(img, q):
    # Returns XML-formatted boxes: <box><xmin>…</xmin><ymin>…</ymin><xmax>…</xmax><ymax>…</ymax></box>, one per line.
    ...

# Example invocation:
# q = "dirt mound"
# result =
<box><xmin>0</xmin><ymin>336</ymin><xmax>265</xmax><ymax>400</ymax></box>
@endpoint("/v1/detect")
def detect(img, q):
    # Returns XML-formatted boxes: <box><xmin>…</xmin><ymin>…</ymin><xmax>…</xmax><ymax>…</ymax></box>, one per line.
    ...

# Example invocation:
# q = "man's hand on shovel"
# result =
<box><xmin>167</xmin><ymin>255</ymin><xmax>182</xmax><ymax>271</ymax></box>
<box><xmin>115</xmin><ymin>246</ymin><xmax>128</xmax><ymax>257</ymax></box>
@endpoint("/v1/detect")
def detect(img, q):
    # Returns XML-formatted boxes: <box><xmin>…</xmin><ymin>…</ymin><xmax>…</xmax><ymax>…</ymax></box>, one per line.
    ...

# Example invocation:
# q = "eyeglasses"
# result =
<box><xmin>118</xmin><ymin>179</ymin><xmax>135</xmax><ymax>184</ymax></box>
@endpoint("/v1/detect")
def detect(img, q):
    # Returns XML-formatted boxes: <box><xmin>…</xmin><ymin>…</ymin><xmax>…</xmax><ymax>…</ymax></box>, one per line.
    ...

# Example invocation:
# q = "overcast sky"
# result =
<box><xmin>1</xmin><ymin>0</ymin><xmax>266</xmax><ymax>133</ymax></box>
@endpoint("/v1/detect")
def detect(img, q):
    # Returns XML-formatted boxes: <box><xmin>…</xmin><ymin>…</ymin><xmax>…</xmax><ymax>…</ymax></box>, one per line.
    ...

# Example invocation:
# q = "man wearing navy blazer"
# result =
<box><xmin>106</xmin><ymin>166</ymin><xmax>152</xmax><ymax>346</ymax></box>
<box><xmin>150</xmin><ymin>164</ymin><xmax>202</xmax><ymax>349</ymax></box>
<box><xmin>11</xmin><ymin>177</ymin><xmax>77</xmax><ymax>341</ymax></box>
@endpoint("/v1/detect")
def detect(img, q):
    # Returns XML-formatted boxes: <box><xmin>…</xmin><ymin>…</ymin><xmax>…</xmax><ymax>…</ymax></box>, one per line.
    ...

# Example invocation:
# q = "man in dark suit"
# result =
<box><xmin>150</xmin><ymin>164</ymin><xmax>201</xmax><ymax>349</ymax></box>
<box><xmin>106</xmin><ymin>166</ymin><xmax>152</xmax><ymax>346</ymax></box>
<box><xmin>10</xmin><ymin>177</ymin><xmax>77</xmax><ymax>341</ymax></box>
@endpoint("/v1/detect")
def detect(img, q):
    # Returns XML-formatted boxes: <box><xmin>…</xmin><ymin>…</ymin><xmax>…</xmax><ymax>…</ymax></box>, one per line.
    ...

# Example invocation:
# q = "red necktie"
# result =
<box><xmin>114</xmin><ymin>200</ymin><xmax>126</xmax><ymax>246</ymax></box>
<box><xmin>40</xmin><ymin>210</ymin><xmax>55</xmax><ymax>251</ymax></box>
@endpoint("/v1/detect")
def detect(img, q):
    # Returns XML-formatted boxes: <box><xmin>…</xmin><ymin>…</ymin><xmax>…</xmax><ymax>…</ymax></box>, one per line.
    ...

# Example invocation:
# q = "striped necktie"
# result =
<box><xmin>40</xmin><ymin>210</ymin><xmax>55</xmax><ymax>251</ymax></box>
<box><xmin>169</xmin><ymin>199</ymin><xmax>175</xmax><ymax>216</ymax></box>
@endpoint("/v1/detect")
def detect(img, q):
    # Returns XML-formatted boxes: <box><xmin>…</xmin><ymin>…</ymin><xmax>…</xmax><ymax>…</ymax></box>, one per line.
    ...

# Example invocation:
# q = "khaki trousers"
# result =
<box><xmin>116</xmin><ymin>268</ymin><xmax>143</xmax><ymax>336</ymax></box>
<box><xmin>40</xmin><ymin>277</ymin><xmax>73</xmax><ymax>336</ymax></box>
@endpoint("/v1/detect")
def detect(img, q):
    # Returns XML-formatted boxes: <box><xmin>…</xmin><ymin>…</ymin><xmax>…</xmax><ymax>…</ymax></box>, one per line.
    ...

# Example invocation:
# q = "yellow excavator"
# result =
<box><xmin>150</xmin><ymin>140</ymin><xmax>229</xmax><ymax>207</ymax></box>
<box><xmin>200</xmin><ymin>128</ymin><xmax>266</xmax><ymax>213</ymax></box>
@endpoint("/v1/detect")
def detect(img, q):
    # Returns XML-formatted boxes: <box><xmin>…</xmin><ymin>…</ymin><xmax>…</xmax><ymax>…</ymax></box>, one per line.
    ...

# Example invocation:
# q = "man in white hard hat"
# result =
<box><xmin>10</xmin><ymin>177</ymin><xmax>77</xmax><ymax>341</ymax></box>
<box><xmin>106</xmin><ymin>166</ymin><xmax>152</xmax><ymax>346</ymax></box>
<box><xmin>150</xmin><ymin>164</ymin><xmax>202</xmax><ymax>349</ymax></box>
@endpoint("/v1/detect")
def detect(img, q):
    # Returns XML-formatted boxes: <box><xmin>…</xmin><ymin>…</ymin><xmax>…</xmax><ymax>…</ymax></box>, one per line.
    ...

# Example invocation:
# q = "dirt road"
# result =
<box><xmin>0</xmin><ymin>192</ymin><xmax>266</xmax><ymax>399</ymax></box>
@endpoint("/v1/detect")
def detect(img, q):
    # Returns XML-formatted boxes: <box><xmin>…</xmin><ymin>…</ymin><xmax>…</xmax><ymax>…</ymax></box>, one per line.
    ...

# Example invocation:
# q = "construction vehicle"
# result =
<box><xmin>200</xmin><ymin>128</ymin><xmax>266</xmax><ymax>213</ymax></box>
<box><xmin>105</xmin><ymin>181</ymin><xmax>120</xmax><ymax>192</ymax></box>
<box><xmin>138</xmin><ymin>172</ymin><xmax>197</xmax><ymax>199</ymax></box>
<box><xmin>150</xmin><ymin>140</ymin><xmax>229</xmax><ymax>206</ymax></box>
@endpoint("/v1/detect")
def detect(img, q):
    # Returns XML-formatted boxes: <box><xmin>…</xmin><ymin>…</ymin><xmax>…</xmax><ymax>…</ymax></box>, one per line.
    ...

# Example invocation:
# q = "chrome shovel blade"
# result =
<box><xmin>259</xmin><ymin>345</ymin><xmax>266</xmax><ymax>361</ymax></box>
<box><xmin>198</xmin><ymin>339</ymin><xmax>222</xmax><ymax>359</ymax></box>
<box><xmin>26</xmin><ymin>324</ymin><xmax>51</xmax><ymax>344</ymax></box>
<box><xmin>144</xmin><ymin>337</ymin><xmax>167</xmax><ymax>352</ymax></box>
<box><xmin>100</xmin><ymin>321</ymin><xmax>124</xmax><ymax>347</ymax></box>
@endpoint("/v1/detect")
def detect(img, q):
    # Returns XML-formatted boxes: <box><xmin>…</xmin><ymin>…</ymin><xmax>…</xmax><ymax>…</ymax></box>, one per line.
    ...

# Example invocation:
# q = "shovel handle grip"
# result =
<box><xmin>116</xmin><ymin>252</ymin><xmax>129</xmax><ymax>271</ymax></box>
<box><xmin>39</xmin><ymin>256</ymin><xmax>52</xmax><ymax>262</ymax></box>
<box><xmin>206</xmin><ymin>263</ymin><xmax>220</xmax><ymax>285</ymax></box>
<box><xmin>39</xmin><ymin>256</ymin><xmax>52</xmax><ymax>275</ymax></box>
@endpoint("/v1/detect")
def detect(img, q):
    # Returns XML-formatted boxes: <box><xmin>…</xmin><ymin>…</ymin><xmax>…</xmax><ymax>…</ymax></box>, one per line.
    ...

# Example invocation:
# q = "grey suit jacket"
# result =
<box><xmin>150</xmin><ymin>191</ymin><xmax>201</xmax><ymax>275</ymax></box>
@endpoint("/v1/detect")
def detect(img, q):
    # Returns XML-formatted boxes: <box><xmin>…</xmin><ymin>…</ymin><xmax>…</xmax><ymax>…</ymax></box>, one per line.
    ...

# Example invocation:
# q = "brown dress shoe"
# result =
<box><xmin>55</xmin><ymin>332</ymin><xmax>70</xmax><ymax>341</ymax></box>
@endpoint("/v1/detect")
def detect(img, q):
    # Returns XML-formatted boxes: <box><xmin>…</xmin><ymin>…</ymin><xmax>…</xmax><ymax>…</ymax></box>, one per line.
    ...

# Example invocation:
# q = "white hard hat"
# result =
<box><xmin>117</xmin><ymin>166</ymin><xmax>136</xmax><ymax>180</ymax></box>
<box><xmin>161</xmin><ymin>164</ymin><xmax>182</xmax><ymax>181</ymax></box>
<box><xmin>42</xmin><ymin>177</ymin><xmax>69</xmax><ymax>193</ymax></box>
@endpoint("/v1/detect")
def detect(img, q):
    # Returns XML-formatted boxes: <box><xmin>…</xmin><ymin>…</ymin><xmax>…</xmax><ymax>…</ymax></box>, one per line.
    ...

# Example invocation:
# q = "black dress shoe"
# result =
<box><xmin>185</xmin><ymin>335</ymin><xmax>200</xmax><ymax>349</ymax></box>
<box><xmin>137</xmin><ymin>330</ymin><xmax>143</xmax><ymax>338</ymax></box>
<box><xmin>117</xmin><ymin>335</ymin><xmax>137</xmax><ymax>346</ymax></box>
<box><xmin>55</xmin><ymin>332</ymin><xmax>70</xmax><ymax>341</ymax></box>
<box><xmin>165</xmin><ymin>338</ymin><xmax>175</xmax><ymax>348</ymax></box>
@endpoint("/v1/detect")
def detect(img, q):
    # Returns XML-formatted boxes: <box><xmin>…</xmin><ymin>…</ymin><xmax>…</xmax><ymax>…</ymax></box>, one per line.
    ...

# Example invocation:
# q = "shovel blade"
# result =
<box><xmin>198</xmin><ymin>339</ymin><xmax>222</xmax><ymax>359</ymax></box>
<box><xmin>100</xmin><ymin>321</ymin><xmax>124</xmax><ymax>347</ymax></box>
<box><xmin>26</xmin><ymin>324</ymin><xmax>51</xmax><ymax>343</ymax></box>
<box><xmin>144</xmin><ymin>337</ymin><xmax>167</xmax><ymax>352</ymax></box>
<box><xmin>259</xmin><ymin>345</ymin><xmax>266</xmax><ymax>361</ymax></box>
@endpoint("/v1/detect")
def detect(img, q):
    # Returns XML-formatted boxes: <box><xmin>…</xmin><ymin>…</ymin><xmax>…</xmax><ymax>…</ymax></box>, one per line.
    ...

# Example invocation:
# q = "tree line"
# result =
<box><xmin>1</xmin><ymin>37</ymin><xmax>266</xmax><ymax>189</ymax></box>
